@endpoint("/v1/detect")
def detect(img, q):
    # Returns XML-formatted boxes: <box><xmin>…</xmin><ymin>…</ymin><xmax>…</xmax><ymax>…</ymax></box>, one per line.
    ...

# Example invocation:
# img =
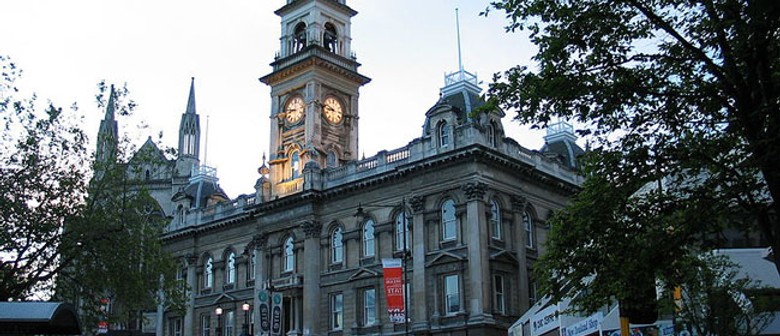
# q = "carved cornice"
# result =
<box><xmin>462</xmin><ymin>182</ymin><xmax>488</xmax><ymax>201</ymax></box>
<box><xmin>301</xmin><ymin>220</ymin><xmax>323</xmax><ymax>238</ymax></box>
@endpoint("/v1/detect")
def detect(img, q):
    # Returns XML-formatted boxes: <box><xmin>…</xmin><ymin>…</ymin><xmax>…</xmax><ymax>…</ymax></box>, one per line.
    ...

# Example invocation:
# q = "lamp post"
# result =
<box><xmin>355</xmin><ymin>199</ymin><xmax>410</xmax><ymax>335</ymax></box>
<box><xmin>215</xmin><ymin>306</ymin><xmax>223</xmax><ymax>336</ymax></box>
<box><xmin>242</xmin><ymin>301</ymin><xmax>251</xmax><ymax>336</ymax></box>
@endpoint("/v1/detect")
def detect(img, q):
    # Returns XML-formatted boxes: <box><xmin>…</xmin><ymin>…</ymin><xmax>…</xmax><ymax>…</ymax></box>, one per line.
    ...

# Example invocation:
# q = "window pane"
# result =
<box><xmin>205</xmin><ymin>257</ymin><xmax>213</xmax><ymax>288</ymax></box>
<box><xmin>332</xmin><ymin>227</ymin><xmax>343</xmax><ymax>263</ymax></box>
<box><xmin>364</xmin><ymin>288</ymin><xmax>376</xmax><ymax>325</ymax></box>
<box><xmin>227</xmin><ymin>252</ymin><xmax>236</xmax><ymax>284</ymax></box>
<box><xmin>284</xmin><ymin>237</ymin><xmax>294</xmax><ymax>272</ymax></box>
<box><xmin>495</xmin><ymin>275</ymin><xmax>505</xmax><ymax>314</ymax></box>
<box><xmin>524</xmin><ymin>212</ymin><xmax>534</xmax><ymax>248</ymax></box>
<box><xmin>332</xmin><ymin>293</ymin><xmax>343</xmax><ymax>330</ymax></box>
<box><xmin>490</xmin><ymin>200</ymin><xmax>502</xmax><ymax>239</ymax></box>
<box><xmin>395</xmin><ymin>212</ymin><xmax>410</xmax><ymax>251</ymax></box>
<box><xmin>442</xmin><ymin>200</ymin><xmax>456</xmax><ymax>240</ymax></box>
<box><xmin>445</xmin><ymin>274</ymin><xmax>460</xmax><ymax>314</ymax></box>
<box><xmin>363</xmin><ymin>220</ymin><xmax>375</xmax><ymax>257</ymax></box>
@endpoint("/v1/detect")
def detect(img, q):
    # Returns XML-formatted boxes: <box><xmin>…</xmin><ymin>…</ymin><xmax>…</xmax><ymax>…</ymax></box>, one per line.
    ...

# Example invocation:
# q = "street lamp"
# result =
<box><xmin>242</xmin><ymin>301</ymin><xmax>251</xmax><ymax>336</ymax></box>
<box><xmin>215</xmin><ymin>306</ymin><xmax>223</xmax><ymax>336</ymax></box>
<box><xmin>355</xmin><ymin>199</ymin><xmax>410</xmax><ymax>335</ymax></box>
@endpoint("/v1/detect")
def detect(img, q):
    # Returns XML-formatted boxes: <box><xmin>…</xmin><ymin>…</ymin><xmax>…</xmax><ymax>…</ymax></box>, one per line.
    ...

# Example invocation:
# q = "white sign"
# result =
<box><xmin>531</xmin><ymin>304</ymin><xmax>559</xmax><ymax>336</ymax></box>
<box><xmin>561</xmin><ymin>312</ymin><xmax>602</xmax><ymax>336</ymax></box>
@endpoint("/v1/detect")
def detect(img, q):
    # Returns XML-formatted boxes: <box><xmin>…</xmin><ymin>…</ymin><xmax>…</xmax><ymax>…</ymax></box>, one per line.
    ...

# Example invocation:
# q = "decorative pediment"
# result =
<box><xmin>490</xmin><ymin>250</ymin><xmax>520</xmax><ymax>264</ymax></box>
<box><xmin>348</xmin><ymin>267</ymin><xmax>380</xmax><ymax>281</ymax></box>
<box><xmin>425</xmin><ymin>251</ymin><xmax>466</xmax><ymax>267</ymax></box>
<box><xmin>211</xmin><ymin>293</ymin><xmax>238</xmax><ymax>305</ymax></box>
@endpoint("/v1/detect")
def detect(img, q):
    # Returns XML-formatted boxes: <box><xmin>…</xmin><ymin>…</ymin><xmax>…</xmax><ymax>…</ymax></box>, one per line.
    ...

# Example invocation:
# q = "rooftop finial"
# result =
<box><xmin>456</xmin><ymin>8</ymin><xmax>463</xmax><ymax>73</ymax></box>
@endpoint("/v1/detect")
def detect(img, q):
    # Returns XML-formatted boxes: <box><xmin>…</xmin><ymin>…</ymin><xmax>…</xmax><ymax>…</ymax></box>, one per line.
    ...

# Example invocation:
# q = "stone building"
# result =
<box><xmin>95</xmin><ymin>0</ymin><xmax>584</xmax><ymax>335</ymax></box>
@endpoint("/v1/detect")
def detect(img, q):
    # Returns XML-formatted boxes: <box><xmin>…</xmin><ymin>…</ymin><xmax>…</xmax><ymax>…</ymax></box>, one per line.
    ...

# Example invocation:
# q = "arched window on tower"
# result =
<box><xmin>323</xmin><ymin>22</ymin><xmax>338</xmax><ymax>53</ymax></box>
<box><xmin>327</xmin><ymin>151</ymin><xmax>337</xmax><ymax>168</ymax></box>
<box><xmin>293</xmin><ymin>22</ymin><xmax>307</xmax><ymax>53</ymax></box>
<box><xmin>439</xmin><ymin>121</ymin><xmax>450</xmax><ymax>148</ymax></box>
<box><xmin>487</xmin><ymin>123</ymin><xmax>497</xmax><ymax>147</ymax></box>
<box><xmin>291</xmin><ymin>151</ymin><xmax>301</xmax><ymax>179</ymax></box>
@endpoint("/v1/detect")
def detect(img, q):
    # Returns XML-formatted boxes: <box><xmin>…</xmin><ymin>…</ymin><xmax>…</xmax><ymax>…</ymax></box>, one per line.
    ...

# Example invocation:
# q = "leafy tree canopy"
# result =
<box><xmin>482</xmin><ymin>0</ymin><xmax>779</xmax><ymax>313</ymax></box>
<box><xmin>1</xmin><ymin>56</ymin><xmax>183</xmax><ymax>327</ymax></box>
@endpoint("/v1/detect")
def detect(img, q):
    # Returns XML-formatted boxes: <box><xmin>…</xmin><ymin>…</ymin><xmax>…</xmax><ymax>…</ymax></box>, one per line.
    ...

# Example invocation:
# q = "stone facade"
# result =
<box><xmin>146</xmin><ymin>1</ymin><xmax>584</xmax><ymax>336</ymax></box>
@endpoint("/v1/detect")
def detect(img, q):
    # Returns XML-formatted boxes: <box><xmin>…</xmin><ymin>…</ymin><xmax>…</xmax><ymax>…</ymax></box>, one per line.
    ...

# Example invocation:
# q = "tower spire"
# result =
<box><xmin>96</xmin><ymin>85</ymin><xmax>118</xmax><ymax>162</ymax></box>
<box><xmin>185</xmin><ymin>77</ymin><xmax>196</xmax><ymax>115</ymax></box>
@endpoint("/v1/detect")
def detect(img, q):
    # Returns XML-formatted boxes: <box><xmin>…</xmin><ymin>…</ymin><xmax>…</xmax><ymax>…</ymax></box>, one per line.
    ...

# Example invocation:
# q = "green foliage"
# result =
<box><xmin>659</xmin><ymin>254</ymin><xmax>775</xmax><ymax>336</ymax></box>
<box><xmin>1</xmin><ymin>56</ymin><xmax>184</xmax><ymax>327</ymax></box>
<box><xmin>483</xmin><ymin>0</ymin><xmax>780</xmax><ymax>315</ymax></box>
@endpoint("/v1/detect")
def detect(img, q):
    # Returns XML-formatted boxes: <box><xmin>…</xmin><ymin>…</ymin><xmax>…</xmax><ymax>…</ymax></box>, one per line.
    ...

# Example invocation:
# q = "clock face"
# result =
<box><xmin>323</xmin><ymin>97</ymin><xmax>343</xmax><ymax>124</ymax></box>
<box><xmin>285</xmin><ymin>96</ymin><xmax>305</xmax><ymax>124</ymax></box>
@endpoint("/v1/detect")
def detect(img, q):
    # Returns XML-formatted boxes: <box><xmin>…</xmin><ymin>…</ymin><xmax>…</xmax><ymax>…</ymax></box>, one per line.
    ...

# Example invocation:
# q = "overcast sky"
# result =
<box><xmin>2</xmin><ymin>0</ymin><xmax>547</xmax><ymax>197</ymax></box>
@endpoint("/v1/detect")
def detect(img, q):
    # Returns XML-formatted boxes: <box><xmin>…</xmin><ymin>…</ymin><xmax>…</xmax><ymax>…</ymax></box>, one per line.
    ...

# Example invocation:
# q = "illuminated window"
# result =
<box><xmin>291</xmin><ymin>151</ymin><xmax>301</xmax><ymax>179</ymax></box>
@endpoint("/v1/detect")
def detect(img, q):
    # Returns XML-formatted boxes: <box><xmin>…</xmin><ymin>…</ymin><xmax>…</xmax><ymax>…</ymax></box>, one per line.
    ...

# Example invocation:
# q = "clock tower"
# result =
<box><xmin>260</xmin><ymin>0</ymin><xmax>370</xmax><ymax>198</ymax></box>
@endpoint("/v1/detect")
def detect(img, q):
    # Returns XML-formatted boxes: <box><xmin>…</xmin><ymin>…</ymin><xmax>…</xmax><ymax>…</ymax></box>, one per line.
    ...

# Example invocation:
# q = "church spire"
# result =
<box><xmin>96</xmin><ymin>85</ymin><xmax>118</xmax><ymax>162</ymax></box>
<box><xmin>178</xmin><ymin>78</ymin><xmax>201</xmax><ymax>161</ymax></box>
<box><xmin>185</xmin><ymin>77</ymin><xmax>196</xmax><ymax>115</ymax></box>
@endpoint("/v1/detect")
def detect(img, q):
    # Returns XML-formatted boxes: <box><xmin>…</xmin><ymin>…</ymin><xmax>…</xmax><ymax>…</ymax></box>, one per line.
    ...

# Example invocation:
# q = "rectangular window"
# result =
<box><xmin>494</xmin><ymin>275</ymin><xmax>506</xmax><ymax>314</ymax></box>
<box><xmin>524</xmin><ymin>213</ymin><xmax>535</xmax><ymax>249</ymax></box>
<box><xmin>529</xmin><ymin>279</ymin><xmax>538</xmax><ymax>306</ymax></box>
<box><xmin>444</xmin><ymin>274</ymin><xmax>460</xmax><ymax>314</ymax></box>
<box><xmin>225</xmin><ymin>311</ymin><xmax>234</xmax><ymax>336</ymax></box>
<box><xmin>331</xmin><ymin>293</ymin><xmax>343</xmax><ymax>330</ymax></box>
<box><xmin>200</xmin><ymin>315</ymin><xmax>210</xmax><ymax>336</ymax></box>
<box><xmin>169</xmin><ymin>318</ymin><xmax>182</xmax><ymax>336</ymax></box>
<box><xmin>362</xmin><ymin>288</ymin><xmax>376</xmax><ymax>326</ymax></box>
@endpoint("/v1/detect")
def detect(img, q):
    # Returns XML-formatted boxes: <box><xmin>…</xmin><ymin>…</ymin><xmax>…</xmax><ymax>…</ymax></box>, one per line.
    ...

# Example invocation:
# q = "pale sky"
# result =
<box><xmin>1</xmin><ymin>0</ymin><xmax>547</xmax><ymax>197</ymax></box>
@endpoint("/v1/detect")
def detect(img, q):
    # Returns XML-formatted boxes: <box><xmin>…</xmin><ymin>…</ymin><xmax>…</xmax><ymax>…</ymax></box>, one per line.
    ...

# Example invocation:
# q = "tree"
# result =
<box><xmin>481</xmin><ymin>0</ymin><xmax>779</xmax><ymax>313</ymax></box>
<box><xmin>668</xmin><ymin>254</ymin><xmax>775</xmax><ymax>336</ymax></box>
<box><xmin>1</xmin><ymin>56</ymin><xmax>183</xmax><ymax>328</ymax></box>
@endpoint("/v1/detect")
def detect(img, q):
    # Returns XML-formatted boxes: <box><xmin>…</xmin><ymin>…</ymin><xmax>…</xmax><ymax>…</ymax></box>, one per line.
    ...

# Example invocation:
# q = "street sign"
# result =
<box><xmin>258</xmin><ymin>290</ymin><xmax>270</xmax><ymax>333</ymax></box>
<box><xmin>270</xmin><ymin>292</ymin><xmax>283</xmax><ymax>336</ymax></box>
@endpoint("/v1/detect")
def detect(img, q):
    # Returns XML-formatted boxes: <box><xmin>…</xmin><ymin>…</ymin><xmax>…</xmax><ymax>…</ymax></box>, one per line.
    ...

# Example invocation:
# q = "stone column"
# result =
<box><xmin>462</xmin><ymin>182</ymin><xmax>493</xmax><ymax>324</ymax></box>
<box><xmin>301</xmin><ymin>220</ymin><xmax>322</xmax><ymax>335</ymax></box>
<box><xmin>512</xmin><ymin>195</ymin><xmax>530</xmax><ymax>313</ymax></box>
<box><xmin>408</xmin><ymin>195</ymin><xmax>428</xmax><ymax>331</ymax></box>
<box><xmin>185</xmin><ymin>254</ymin><xmax>198</xmax><ymax>336</ymax></box>
<box><xmin>252</xmin><ymin>234</ymin><xmax>268</xmax><ymax>336</ymax></box>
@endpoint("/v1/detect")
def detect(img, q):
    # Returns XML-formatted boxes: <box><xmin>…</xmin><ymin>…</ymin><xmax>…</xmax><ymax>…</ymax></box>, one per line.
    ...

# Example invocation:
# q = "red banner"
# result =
<box><xmin>382</xmin><ymin>258</ymin><xmax>405</xmax><ymax>323</ymax></box>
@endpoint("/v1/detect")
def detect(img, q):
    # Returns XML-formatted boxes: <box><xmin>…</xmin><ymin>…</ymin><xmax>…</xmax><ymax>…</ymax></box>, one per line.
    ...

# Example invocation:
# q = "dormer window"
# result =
<box><xmin>324</xmin><ymin>23</ymin><xmax>338</xmax><ymax>53</ymax></box>
<box><xmin>439</xmin><ymin>121</ymin><xmax>450</xmax><ymax>148</ymax></box>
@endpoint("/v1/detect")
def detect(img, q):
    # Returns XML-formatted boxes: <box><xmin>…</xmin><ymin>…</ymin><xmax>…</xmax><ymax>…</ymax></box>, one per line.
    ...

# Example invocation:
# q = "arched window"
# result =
<box><xmin>332</xmin><ymin>227</ymin><xmax>344</xmax><ymax>263</ymax></box>
<box><xmin>283</xmin><ymin>237</ymin><xmax>295</xmax><ymax>272</ymax></box>
<box><xmin>523</xmin><ymin>211</ymin><xmax>535</xmax><ymax>248</ymax></box>
<box><xmin>363</xmin><ymin>219</ymin><xmax>375</xmax><ymax>257</ymax></box>
<box><xmin>293</xmin><ymin>22</ymin><xmax>307</xmax><ymax>52</ymax></box>
<box><xmin>487</xmin><ymin>123</ymin><xmax>497</xmax><ymax>147</ymax></box>
<box><xmin>226</xmin><ymin>252</ymin><xmax>236</xmax><ymax>284</ymax></box>
<box><xmin>439</xmin><ymin>121</ymin><xmax>450</xmax><ymax>148</ymax></box>
<box><xmin>291</xmin><ymin>151</ymin><xmax>301</xmax><ymax>179</ymax></box>
<box><xmin>395</xmin><ymin>212</ymin><xmax>411</xmax><ymax>251</ymax></box>
<box><xmin>204</xmin><ymin>256</ymin><xmax>213</xmax><ymax>289</ymax></box>
<box><xmin>323</xmin><ymin>22</ymin><xmax>338</xmax><ymax>53</ymax></box>
<box><xmin>249</xmin><ymin>250</ymin><xmax>256</xmax><ymax>280</ymax></box>
<box><xmin>145</xmin><ymin>169</ymin><xmax>151</xmax><ymax>180</ymax></box>
<box><xmin>441</xmin><ymin>199</ymin><xmax>456</xmax><ymax>241</ymax></box>
<box><xmin>490</xmin><ymin>199</ymin><xmax>502</xmax><ymax>240</ymax></box>
<box><xmin>327</xmin><ymin>151</ymin><xmax>337</xmax><ymax>168</ymax></box>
